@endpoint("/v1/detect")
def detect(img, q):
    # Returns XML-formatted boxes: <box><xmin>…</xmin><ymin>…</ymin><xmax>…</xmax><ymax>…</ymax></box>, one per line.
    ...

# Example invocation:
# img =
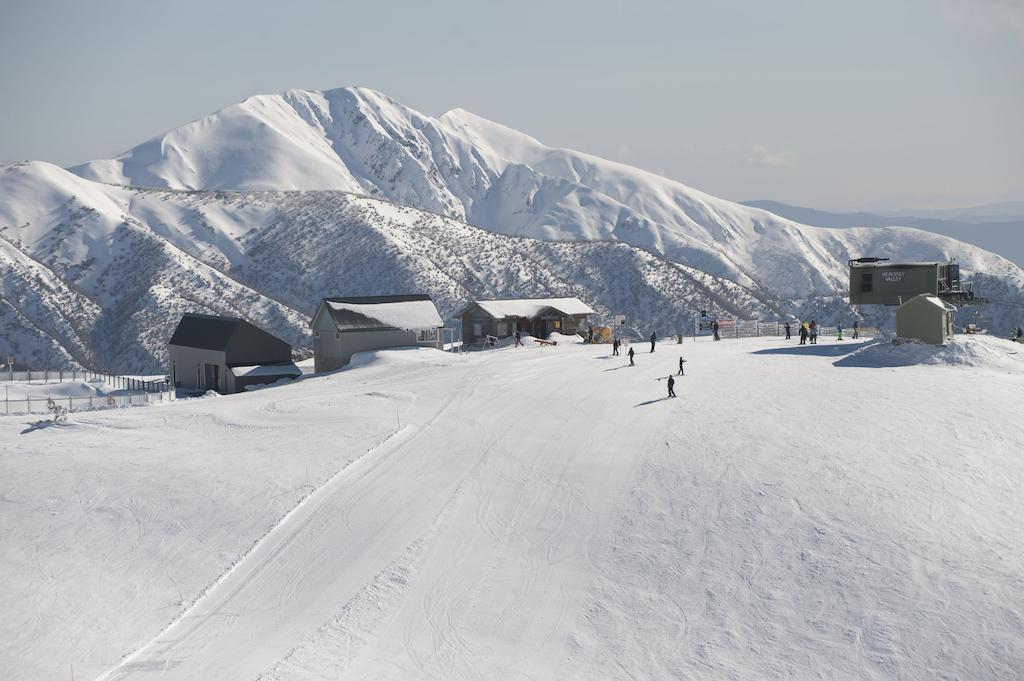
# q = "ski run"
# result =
<box><xmin>3</xmin><ymin>334</ymin><xmax>1023</xmax><ymax>680</ymax></box>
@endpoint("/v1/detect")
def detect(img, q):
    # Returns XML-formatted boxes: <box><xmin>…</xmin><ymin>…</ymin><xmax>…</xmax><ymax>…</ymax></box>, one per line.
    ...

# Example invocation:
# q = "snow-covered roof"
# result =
<box><xmin>323</xmin><ymin>295</ymin><xmax>443</xmax><ymax>331</ymax></box>
<box><xmin>909</xmin><ymin>294</ymin><xmax>957</xmax><ymax>311</ymax></box>
<box><xmin>469</xmin><ymin>298</ymin><xmax>596</xmax><ymax>319</ymax></box>
<box><xmin>229</xmin><ymin>363</ymin><xmax>301</xmax><ymax>378</ymax></box>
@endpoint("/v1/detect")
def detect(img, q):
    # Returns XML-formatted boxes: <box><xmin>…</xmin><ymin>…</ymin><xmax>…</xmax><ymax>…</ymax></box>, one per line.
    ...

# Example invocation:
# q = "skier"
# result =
<box><xmin>784</xmin><ymin>321</ymin><xmax>791</xmax><ymax>339</ymax></box>
<box><xmin>799</xmin><ymin>323</ymin><xmax>808</xmax><ymax>345</ymax></box>
<box><xmin>612</xmin><ymin>338</ymin><xmax>619</xmax><ymax>355</ymax></box>
<box><xmin>628</xmin><ymin>347</ymin><xmax>635</xmax><ymax>366</ymax></box>
<box><xmin>852</xmin><ymin>320</ymin><xmax>860</xmax><ymax>339</ymax></box>
<box><xmin>650</xmin><ymin>331</ymin><xmax>657</xmax><ymax>353</ymax></box>
<box><xmin>514</xmin><ymin>330</ymin><xmax>524</xmax><ymax>348</ymax></box>
<box><xmin>588</xmin><ymin>325</ymin><xmax>595</xmax><ymax>344</ymax></box>
<box><xmin>667</xmin><ymin>375</ymin><xmax>676</xmax><ymax>398</ymax></box>
<box><xmin>712</xmin><ymin>321</ymin><xmax>720</xmax><ymax>341</ymax></box>
<box><xmin>809</xmin><ymin>320</ymin><xmax>818</xmax><ymax>345</ymax></box>
<box><xmin>837</xmin><ymin>323</ymin><xmax>843</xmax><ymax>341</ymax></box>
<box><xmin>678</xmin><ymin>356</ymin><xmax>686</xmax><ymax>376</ymax></box>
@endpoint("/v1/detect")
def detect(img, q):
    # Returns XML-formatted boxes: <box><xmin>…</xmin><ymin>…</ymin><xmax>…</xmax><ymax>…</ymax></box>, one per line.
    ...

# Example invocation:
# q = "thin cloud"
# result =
<box><xmin>746</xmin><ymin>145</ymin><xmax>799</xmax><ymax>168</ymax></box>
<box><xmin>942</xmin><ymin>0</ymin><xmax>1024</xmax><ymax>41</ymax></box>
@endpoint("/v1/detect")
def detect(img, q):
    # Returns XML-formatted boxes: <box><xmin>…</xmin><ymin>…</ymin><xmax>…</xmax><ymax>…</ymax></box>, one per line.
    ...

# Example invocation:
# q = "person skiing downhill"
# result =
<box><xmin>628</xmin><ymin>347</ymin><xmax>635</xmax><ymax>366</ymax></box>
<box><xmin>514</xmin><ymin>330</ymin><xmax>524</xmax><ymax>347</ymax></box>
<box><xmin>678</xmin><ymin>356</ymin><xmax>686</xmax><ymax>376</ymax></box>
<box><xmin>650</xmin><ymin>331</ymin><xmax>657</xmax><ymax>353</ymax></box>
<box><xmin>667</xmin><ymin>375</ymin><xmax>676</xmax><ymax>398</ymax></box>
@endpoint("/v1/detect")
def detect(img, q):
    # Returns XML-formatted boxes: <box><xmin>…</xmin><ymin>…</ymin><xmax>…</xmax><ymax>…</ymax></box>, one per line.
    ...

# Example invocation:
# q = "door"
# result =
<box><xmin>204</xmin><ymin>363</ymin><xmax>220</xmax><ymax>393</ymax></box>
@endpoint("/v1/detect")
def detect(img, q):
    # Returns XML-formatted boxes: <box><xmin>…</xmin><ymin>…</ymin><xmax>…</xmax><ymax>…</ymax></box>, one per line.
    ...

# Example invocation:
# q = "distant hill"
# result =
<box><xmin>741</xmin><ymin>200</ymin><xmax>1024</xmax><ymax>268</ymax></box>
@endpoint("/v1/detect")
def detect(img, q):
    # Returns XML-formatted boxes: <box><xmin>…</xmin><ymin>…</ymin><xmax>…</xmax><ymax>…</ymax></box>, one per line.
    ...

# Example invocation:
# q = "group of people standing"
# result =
<box><xmin>784</xmin><ymin>319</ymin><xmax>859</xmax><ymax>345</ymax></box>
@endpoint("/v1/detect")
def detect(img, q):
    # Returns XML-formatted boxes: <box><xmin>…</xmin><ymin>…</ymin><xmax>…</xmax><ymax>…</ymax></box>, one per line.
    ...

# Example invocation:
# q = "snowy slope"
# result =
<box><xmin>70</xmin><ymin>86</ymin><xmax>1024</xmax><ymax>306</ymax></box>
<box><xmin>3</xmin><ymin>336</ymin><xmax>1023</xmax><ymax>680</ymax></box>
<box><xmin>0</xmin><ymin>162</ymin><xmax>779</xmax><ymax>372</ymax></box>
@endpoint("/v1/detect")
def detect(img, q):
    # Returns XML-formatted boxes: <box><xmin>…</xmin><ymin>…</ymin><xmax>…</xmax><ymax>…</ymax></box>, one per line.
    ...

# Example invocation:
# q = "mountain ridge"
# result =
<box><xmin>1</xmin><ymin>86</ymin><xmax>1022</xmax><ymax>370</ymax></box>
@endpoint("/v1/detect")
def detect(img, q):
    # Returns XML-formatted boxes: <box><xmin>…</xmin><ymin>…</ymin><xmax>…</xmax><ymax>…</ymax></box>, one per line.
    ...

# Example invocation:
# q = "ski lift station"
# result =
<box><xmin>849</xmin><ymin>257</ymin><xmax>980</xmax><ymax>345</ymax></box>
<box><xmin>848</xmin><ymin>258</ymin><xmax>975</xmax><ymax>306</ymax></box>
<box><xmin>311</xmin><ymin>295</ymin><xmax>444</xmax><ymax>372</ymax></box>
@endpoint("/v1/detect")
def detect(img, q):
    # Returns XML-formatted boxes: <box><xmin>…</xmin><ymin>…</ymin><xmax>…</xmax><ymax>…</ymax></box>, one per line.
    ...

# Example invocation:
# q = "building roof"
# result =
<box><xmin>462</xmin><ymin>297</ymin><xmax>596</xmax><ymax>320</ymax></box>
<box><xmin>168</xmin><ymin>313</ymin><xmax>250</xmax><ymax>351</ymax></box>
<box><xmin>320</xmin><ymin>294</ymin><xmax>443</xmax><ymax>331</ymax></box>
<box><xmin>850</xmin><ymin>261</ymin><xmax>942</xmax><ymax>269</ymax></box>
<box><xmin>905</xmin><ymin>293</ymin><xmax>957</xmax><ymax>311</ymax></box>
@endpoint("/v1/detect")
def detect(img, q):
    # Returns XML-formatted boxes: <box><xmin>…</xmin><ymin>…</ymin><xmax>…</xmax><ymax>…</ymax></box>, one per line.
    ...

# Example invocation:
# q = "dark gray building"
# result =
<box><xmin>311</xmin><ymin>295</ymin><xmax>444</xmax><ymax>372</ymax></box>
<box><xmin>456</xmin><ymin>298</ymin><xmax>596</xmax><ymax>345</ymax></box>
<box><xmin>168</xmin><ymin>313</ymin><xmax>300</xmax><ymax>394</ymax></box>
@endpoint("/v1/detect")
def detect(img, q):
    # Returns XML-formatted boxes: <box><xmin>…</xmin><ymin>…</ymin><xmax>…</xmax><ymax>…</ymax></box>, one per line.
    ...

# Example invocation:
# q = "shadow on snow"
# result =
<box><xmin>750</xmin><ymin>340</ymin><xmax>874</xmax><ymax>359</ymax></box>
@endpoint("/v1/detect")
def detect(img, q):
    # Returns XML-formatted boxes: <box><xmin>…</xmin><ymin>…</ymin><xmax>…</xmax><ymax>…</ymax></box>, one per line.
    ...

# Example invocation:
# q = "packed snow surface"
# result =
<box><xmin>472</xmin><ymin>297</ymin><xmax>597</xmax><ymax>319</ymax></box>
<box><xmin>2</xmin><ymin>335</ymin><xmax>1022</xmax><ymax>680</ymax></box>
<box><xmin>325</xmin><ymin>299</ymin><xmax>443</xmax><ymax>330</ymax></box>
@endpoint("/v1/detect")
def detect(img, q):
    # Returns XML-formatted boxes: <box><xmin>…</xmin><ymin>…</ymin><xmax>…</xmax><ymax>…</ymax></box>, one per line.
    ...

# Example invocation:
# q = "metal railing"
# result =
<box><xmin>689</xmin><ymin>320</ymin><xmax>879</xmax><ymax>340</ymax></box>
<box><xmin>0</xmin><ymin>369</ymin><xmax>169</xmax><ymax>392</ymax></box>
<box><xmin>3</xmin><ymin>389</ymin><xmax>176</xmax><ymax>416</ymax></box>
<box><xmin>1</xmin><ymin>369</ymin><xmax>176</xmax><ymax>415</ymax></box>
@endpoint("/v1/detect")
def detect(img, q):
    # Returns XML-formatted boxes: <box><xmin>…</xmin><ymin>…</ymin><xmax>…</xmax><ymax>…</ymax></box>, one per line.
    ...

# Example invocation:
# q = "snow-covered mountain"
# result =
<box><xmin>0</xmin><ymin>162</ymin><xmax>782</xmax><ymax>372</ymax></box>
<box><xmin>3</xmin><ymin>87</ymin><xmax>1023</xmax><ymax>371</ymax></box>
<box><xmin>70</xmin><ymin>86</ymin><xmax>1024</xmax><ymax>303</ymax></box>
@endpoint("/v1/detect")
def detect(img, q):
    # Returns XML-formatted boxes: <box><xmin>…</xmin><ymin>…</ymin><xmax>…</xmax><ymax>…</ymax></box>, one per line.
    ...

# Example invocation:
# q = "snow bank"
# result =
<box><xmin>345</xmin><ymin>346</ymin><xmax>459</xmax><ymax>370</ymax></box>
<box><xmin>837</xmin><ymin>334</ymin><xmax>1024</xmax><ymax>372</ymax></box>
<box><xmin>547</xmin><ymin>332</ymin><xmax>585</xmax><ymax>344</ymax></box>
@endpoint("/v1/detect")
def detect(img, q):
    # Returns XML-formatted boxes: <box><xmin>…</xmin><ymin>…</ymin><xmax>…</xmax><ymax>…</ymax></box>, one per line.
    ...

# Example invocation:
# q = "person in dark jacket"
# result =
<box><xmin>852</xmin><ymin>320</ymin><xmax>860</xmax><ymax>339</ymax></box>
<box><xmin>628</xmin><ymin>347</ymin><xmax>635</xmax><ymax>365</ymax></box>
<box><xmin>784</xmin><ymin>322</ymin><xmax>791</xmax><ymax>339</ymax></box>
<box><xmin>799</xmin><ymin>323</ymin><xmax>809</xmax><ymax>345</ymax></box>
<box><xmin>712</xmin><ymin>321</ymin><xmax>720</xmax><ymax>341</ymax></box>
<box><xmin>678</xmin><ymin>356</ymin><xmax>686</xmax><ymax>376</ymax></box>
<box><xmin>809</xmin><ymin>320</ymin><xmax>818</xmax><ymax>345</ymax></box>
<box><xmin>612</xmin><ymin>338</ymin><xmax>619</xmax><ymax>355</ymax></box>
<box><xmin>514</xmin><ymin>330</ymin><xmax>524</xmax><ymax>347</ymax></box>
<box><xmin>667</xmin><ymin>375</ymin><xmax>676</xmax><ymax>398</ymax></box>
<box><xmin>650</xmin><ymin>331</ymin><xmax>657</xmax><ymax>353</ymax></box>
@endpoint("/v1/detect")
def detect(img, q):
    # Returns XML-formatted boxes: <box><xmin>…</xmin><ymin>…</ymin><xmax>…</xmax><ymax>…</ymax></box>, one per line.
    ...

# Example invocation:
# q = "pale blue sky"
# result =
<box><xmin>1</xmin><ymin>0</ymin><xmax>1021</xmax><ymax>209</ymax></box>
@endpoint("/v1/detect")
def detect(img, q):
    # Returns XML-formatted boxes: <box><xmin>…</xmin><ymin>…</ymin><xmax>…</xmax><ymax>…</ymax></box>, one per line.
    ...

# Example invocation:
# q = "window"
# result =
<box><xmin>861</xmin><ymin>271</ymin><xmax>873</xmax><ymax>292</ymax></box>
<box><xmin>473</xmin><ymin>323</ymin><xmax>482</xmax><ymax>337</ymax></box>
<box><xmin>417</xmin><ymin>329</ymin><xmax>438</xmax><ymax>342</ymax></box>
<box><xmin>496</xmin><ymin>322</ymin><xmax>507</xmax><ymax>336</ymax></box>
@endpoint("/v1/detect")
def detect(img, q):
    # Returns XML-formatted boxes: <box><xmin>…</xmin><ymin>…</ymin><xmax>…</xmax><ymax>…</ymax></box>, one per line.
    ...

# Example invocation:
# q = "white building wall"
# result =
<box><xmin>169</xmin><ymin>346</ymin><xmax>228</xmax><ymax>392</ymax></box>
